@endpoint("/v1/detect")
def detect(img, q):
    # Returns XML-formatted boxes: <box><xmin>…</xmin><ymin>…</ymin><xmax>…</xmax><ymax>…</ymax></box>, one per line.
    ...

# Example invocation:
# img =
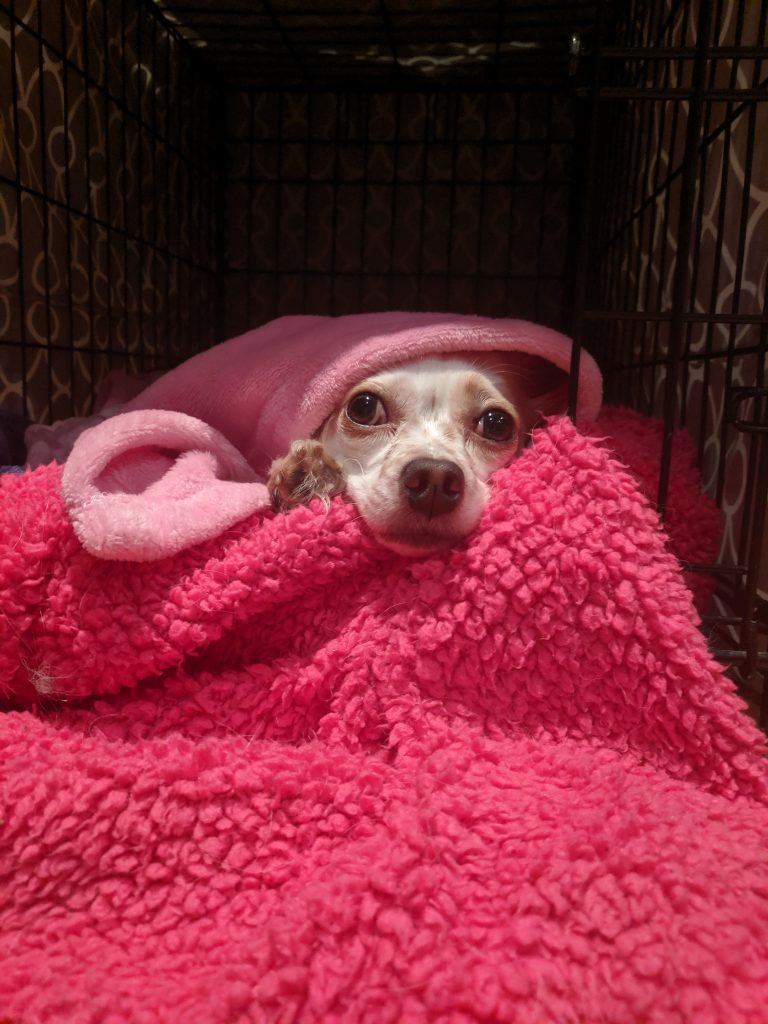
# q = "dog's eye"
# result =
<box><xmin>346</xmin><ymin>392</ymin><xmax>387</xmax><ymax>426</ymax></box>
<box><xmin>476</xmin><ymin>408</ymin><xmax>516</xmax><ymax>442</ymax></box>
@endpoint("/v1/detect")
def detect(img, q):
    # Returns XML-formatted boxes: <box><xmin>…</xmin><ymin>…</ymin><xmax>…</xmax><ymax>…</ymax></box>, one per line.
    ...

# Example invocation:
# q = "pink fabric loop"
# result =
<box><xmin>62</xmin><ymin>409</ymin><xmax>268</xmax><ymax>560</ymax></box>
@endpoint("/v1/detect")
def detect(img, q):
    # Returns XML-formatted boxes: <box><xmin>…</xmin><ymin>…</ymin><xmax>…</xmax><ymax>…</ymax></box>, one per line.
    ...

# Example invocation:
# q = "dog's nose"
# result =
<box><xmin>401</xmin><ymin>458</ymin><xmax>464</xmax><ymax>517</ymax></box>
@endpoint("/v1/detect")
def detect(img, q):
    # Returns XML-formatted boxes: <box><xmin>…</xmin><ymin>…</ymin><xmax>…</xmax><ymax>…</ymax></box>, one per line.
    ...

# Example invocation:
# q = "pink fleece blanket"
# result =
<box><xmin>1</xmin><ymin>409</ymin><xmax>766</xmax><ymax>1023</ymax></box>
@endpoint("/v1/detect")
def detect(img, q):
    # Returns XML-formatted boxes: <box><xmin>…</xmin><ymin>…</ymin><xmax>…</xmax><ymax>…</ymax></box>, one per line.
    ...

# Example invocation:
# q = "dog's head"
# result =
<box><xmin>319</xmin><ymin>352</ymin><xmax>568</xmax><ymax>555</ymax></box>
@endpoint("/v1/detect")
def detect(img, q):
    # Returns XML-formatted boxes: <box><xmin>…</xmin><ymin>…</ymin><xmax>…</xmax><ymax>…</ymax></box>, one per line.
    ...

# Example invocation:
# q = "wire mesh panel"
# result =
<box><xmin>572</xmin><ymin>0</ymin><xmax>768</xmax><ymax>716</ymax></box>
<box><xmin>0</xmin><ymin>0</ymin><xmax>221</xmax><ymax>422</ymax></box>
<box><xmin>222</xmin><ymin>88</ymin><xmax>575</xmax><ymax>337</ymax></box>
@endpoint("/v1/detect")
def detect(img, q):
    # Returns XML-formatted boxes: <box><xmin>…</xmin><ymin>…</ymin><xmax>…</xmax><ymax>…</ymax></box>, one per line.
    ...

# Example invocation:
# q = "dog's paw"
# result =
<box><xmin>268</xmin><ymin>440</ymin><xmax>346</xmax><ymax>511</ymax></box>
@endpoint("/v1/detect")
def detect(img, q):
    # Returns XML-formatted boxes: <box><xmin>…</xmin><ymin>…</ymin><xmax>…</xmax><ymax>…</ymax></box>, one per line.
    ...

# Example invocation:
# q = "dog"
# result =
<box><xmin>268</xmin><ymin>351</ymin><xmax>568</xmax><ymax>555</ymax></box>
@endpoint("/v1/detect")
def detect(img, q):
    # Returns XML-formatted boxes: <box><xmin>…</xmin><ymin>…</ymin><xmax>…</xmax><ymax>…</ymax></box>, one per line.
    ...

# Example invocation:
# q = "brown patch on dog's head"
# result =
<box><xmin>462</xmin><ymin>350</ymin><xmax>570</xmax><ymax>431</ymax></box>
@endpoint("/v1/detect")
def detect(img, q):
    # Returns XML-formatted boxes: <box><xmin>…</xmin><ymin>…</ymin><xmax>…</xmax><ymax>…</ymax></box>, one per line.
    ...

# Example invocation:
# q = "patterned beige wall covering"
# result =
<box><xmin>0</xmin><ymin>0</ymin><xmax>220</xmax><ymax>422</ymax></box>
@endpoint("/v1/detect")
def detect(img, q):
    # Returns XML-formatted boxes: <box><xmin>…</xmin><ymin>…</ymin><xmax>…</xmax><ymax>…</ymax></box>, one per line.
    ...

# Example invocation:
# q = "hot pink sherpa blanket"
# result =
<box><xmin>1</xmin><ymin>410</ymin><xmax>766</xmax><ymax>1023</ymax></box>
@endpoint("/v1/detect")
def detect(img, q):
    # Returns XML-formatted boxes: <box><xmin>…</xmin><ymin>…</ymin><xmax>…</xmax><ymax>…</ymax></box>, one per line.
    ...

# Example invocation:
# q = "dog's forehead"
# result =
<box><xmin>359</xmin><ymin>357</ymin><xmax>504</xmax><ymax>409</ymax></box>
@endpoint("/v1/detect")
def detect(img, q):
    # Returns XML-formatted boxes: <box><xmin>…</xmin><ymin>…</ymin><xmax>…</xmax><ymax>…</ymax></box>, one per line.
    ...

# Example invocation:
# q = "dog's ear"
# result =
<box><xmin>477</xmin><ymin>352</ymin><xmax>570</xmax><ymax>420</ymax></box>
<box><xmin>528</xmin><ymin>375</ymin><xmax>570</xmax><ymax>419</ymax></box>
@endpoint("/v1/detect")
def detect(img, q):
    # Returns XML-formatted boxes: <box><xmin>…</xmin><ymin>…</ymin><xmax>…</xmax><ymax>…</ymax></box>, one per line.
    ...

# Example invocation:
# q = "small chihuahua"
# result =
<box><xmin>268</xmin><ymin>351</ymin><xmax>568</xmax><ymax>555</ymax></box>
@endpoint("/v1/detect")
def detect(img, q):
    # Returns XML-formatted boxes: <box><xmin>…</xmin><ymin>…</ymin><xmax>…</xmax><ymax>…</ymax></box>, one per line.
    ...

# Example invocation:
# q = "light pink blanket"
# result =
<box><xmin>62</xmin><ymin>314</ymin><xmax>602</xmax><ymax>560</ymax></box>
<box><xmin>1</xmin><ymin>412</ymin><xmax>765</xmax><ymax>1023</ymax></box>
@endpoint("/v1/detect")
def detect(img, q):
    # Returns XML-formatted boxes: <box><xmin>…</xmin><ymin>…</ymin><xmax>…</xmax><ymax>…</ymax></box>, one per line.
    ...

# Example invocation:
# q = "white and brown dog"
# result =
<box><xmin>268</xmin><ymin>352</ymin><xmax>568</xmax><ymax>555</ymax></box>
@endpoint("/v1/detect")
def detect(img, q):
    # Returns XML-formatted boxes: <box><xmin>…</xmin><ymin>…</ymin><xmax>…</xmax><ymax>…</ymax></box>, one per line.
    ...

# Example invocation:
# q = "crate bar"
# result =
<box><xmin>385</xmin><ymin>90</ymin><xmax>403</xmax><ymax>309</ymax></box>
<box><xmin>245</xmin><ymin>90</ymin><xmax>255</xmax><ymax>326</ymax></box>
<box><xmin>358</xmin><ymin>91</ymin><xmax>372</xmax><ymax>311</ymax></box>
<box><xmin>598</xmin><ymin>85</ymin><xmax>767</xmax><ymax>99</ymax></box>
<box><xmin>135</xmin><ymin>6</ymin><xmax>145</xmax><ymax>372</ymax></box>
<box><xmin>59</xmin><ymin>0</ymin><xmax>77</xmax><ymax>414</ymax></box>
<box><xmin>715</xmin><ymin>61</ymin><xmax>757</xmax><ymax>507</ymax></box>
<box><xmin>579</xmin><ymin>310</ymin><xmax>768</xmax><ymax>323</ymax></box>
<box><xmin>331</xmin><ymin>92</ymin><xmax>347</xmax><ymax>315</ymax></box>
<box><xmin>533</xmin><ymin>91</ymin><xmax>553</xmax><ymax>323</ymax></box>
<box><xmin>656</xmin><ymin>0</ymin><xmax>712</xmax><ymax>515</ymax></box>
<box><xmin>275</xmin><ymin>88</ymin><xmax>285</xmax><ymax>316</ymax></box>
<box><xmin>150</xmin><ymin>7</ymin><xmax>159</xmax><ymax>369</ymax></box>
<box><xmin>445</xmin><ymin>93</ymin><xmax>462</xmax><ymax>312</ymax></box>
<box><xmin>33</xmin><ymin>0</ymin><xmax>53</xmax><ymax>418</ymax></box>
<box><xmin>689</xmin><ymin>42</ymin><xmax>717</xmax><ymax>456</ymax></box>
<box><xmin>472</xmin><ymin>0</ymin><xmax>503</xmax><ymax>316</ymax></box>
<box><xmin>212</xmin><ymin>87</ymin><xmax>228</xmax><ymax>342</ymax></box>
<box><xmin>101</xmin><ymin>0</ymin><xmax>115</xmax><ymax>382</ymax></box>
<box><xmin>174</xmin><ymin>19</ymin><xmax>184</xmax><ymax>356</ymax></box>
<box><xmin>6</xmin><ymin>1</ymin><xmax>28</xmax><ymax>416</ymax></box>
<box><xmin>301</xmin><ymin>91</ymin><xmax>313</xmax><ymax>313</ymax></box>
<box><xmin>503</xmin><ymin>91</ymin><xmax>521</xmax><ymax>317</ymax></box>
<box><xmin>162</xmin><ymin>9</ymin><xmax>173</xmax><ymax>356</ymax></box>
<box><xmin>567</xmin><ymin>0</ymin><xmax>605</xmax><ymax>419</ymax></box>
<box><xmin>598</xmin><ymin>45</ymin><xmax>768</xmax><ymax>58</ymax></box>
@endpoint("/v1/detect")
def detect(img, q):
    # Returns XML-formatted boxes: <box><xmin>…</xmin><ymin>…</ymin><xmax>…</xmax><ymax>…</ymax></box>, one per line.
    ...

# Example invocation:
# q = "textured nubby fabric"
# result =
<box><xmin>1</xmin><ymin>412</ymin><xmax>765</xmax><ymax>1023</ymax></box>
<box><xmin>61</xmin><ymin>313</ymin><xmax>602</xmax><ymax>560</ymax></box>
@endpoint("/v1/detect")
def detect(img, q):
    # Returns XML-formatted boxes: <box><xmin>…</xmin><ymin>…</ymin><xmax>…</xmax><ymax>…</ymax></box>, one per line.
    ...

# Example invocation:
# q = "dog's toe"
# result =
<box><xmin>268</xmin><ymin>440</ymin><xmax>345</xmax><ymax>511</ymax></box>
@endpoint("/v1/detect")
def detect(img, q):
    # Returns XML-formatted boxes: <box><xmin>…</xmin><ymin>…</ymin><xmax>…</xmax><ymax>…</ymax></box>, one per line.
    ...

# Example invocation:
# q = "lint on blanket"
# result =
<box><xmin>1</xmin><ymin>315</ymin><xmax>766</xmax><ymax>1023</ymax></box>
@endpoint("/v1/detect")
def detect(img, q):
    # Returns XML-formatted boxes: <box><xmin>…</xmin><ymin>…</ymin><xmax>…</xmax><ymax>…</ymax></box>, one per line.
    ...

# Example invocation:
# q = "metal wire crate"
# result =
<box><xmin>0</xmin><ymin>0</ymin><xmax>765</xmax><ymax>720</ymax></box>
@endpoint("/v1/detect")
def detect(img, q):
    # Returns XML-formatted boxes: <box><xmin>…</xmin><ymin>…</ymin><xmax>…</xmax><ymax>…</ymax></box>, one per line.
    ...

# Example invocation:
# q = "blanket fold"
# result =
<box><xmin>1</xmin><ymin>404</ymin><xmax>765</xmax><ymax>1021</ymax></box>
<box><xmin>62</xmin><ymin>409</ymin><xmax>267</xmax><ymax>561</ymax></box>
